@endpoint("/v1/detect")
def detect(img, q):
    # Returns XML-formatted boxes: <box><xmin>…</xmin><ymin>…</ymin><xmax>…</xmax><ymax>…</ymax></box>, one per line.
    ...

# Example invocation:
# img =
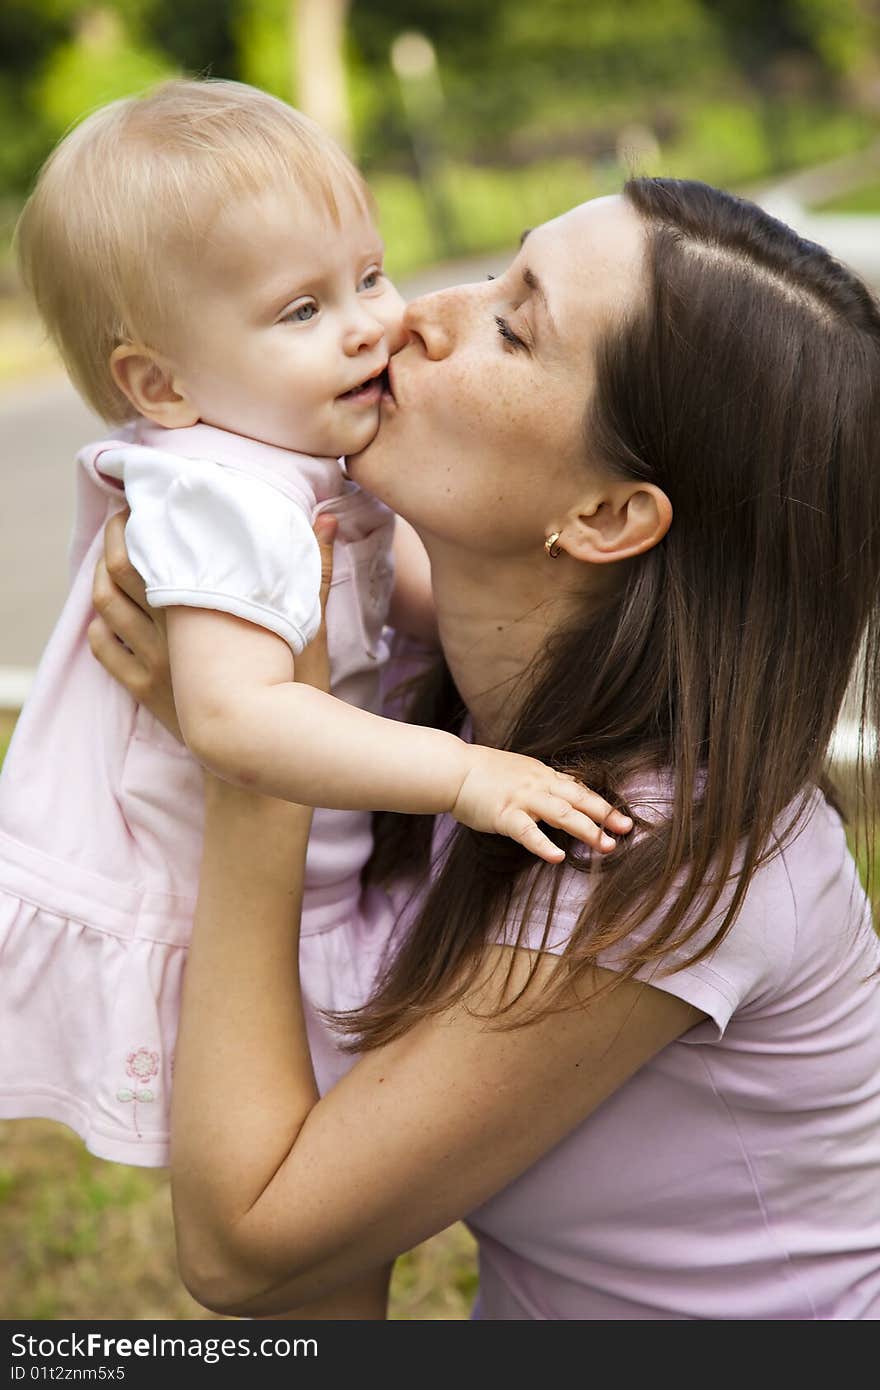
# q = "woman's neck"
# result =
<box><xmin>425</xmin><ymin>536</ymin><xmax>603</xmax><ymax>746</ymax></box>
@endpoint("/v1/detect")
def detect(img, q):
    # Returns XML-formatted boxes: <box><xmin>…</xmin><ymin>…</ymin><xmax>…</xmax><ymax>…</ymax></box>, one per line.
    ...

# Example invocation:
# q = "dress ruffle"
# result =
<box><xmin>0</xmin><ymin>883</ymin><xmax>396</xmax><ymax>1167</ymax></box>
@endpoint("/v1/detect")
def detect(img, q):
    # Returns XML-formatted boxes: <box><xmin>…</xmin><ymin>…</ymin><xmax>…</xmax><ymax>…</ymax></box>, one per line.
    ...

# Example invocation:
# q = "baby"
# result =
<box><xmin>0</xmin><ymin>79</ymin><xmax>629</xmax><ymax>1166</ymax></box>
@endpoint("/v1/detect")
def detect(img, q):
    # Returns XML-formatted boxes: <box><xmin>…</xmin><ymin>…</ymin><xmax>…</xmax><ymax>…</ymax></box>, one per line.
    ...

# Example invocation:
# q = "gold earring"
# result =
<box><xmin>544</xmin><ymin>531</ymin><xmax>562</xmax><ymax>558</ymax></box>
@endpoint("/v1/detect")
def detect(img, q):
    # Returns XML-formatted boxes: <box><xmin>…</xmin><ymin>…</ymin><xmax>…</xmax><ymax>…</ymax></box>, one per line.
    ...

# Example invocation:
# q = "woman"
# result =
<box><xmin>91</xmin><ymin>178</ymin><xmax>880</xmax><ymax>1319</ymax></box>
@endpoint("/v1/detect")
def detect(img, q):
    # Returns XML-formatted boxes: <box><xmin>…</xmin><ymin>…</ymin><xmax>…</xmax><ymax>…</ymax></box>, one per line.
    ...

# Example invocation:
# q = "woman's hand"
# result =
<box><xmin>291</xmin><ymin>515</ymin><xmax>337</xmax><ymax>694</ymax></box>
<box><xmin>89</xmin><ymin>508</ymin><xmax>181</xmax><ymax>740</ymax></box>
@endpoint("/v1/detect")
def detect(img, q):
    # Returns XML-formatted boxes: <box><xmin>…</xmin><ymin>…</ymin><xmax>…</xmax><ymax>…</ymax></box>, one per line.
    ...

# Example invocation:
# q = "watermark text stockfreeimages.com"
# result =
<box><xmin>11</xmin><ymin>1331</ymin><xmax>316</xmax><ymax>1371</ymax></box>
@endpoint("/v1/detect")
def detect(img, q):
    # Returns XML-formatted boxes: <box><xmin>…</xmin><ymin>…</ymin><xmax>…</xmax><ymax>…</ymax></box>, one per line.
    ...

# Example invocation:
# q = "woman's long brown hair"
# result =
<box><xmin>339</xmin><ymin>177</ymin><xmax>880</xmax><ymax>1050</ymax></box>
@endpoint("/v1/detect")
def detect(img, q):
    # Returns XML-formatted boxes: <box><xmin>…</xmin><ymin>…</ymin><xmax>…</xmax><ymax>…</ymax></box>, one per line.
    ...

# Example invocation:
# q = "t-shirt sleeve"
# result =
<box><xmin>97</xmin><ymin>444</ymin><xmax>322</xmax><ymax>656</ymax></box>
<box><xmin>495</xmin><ymin>839</ymin><xmax>798</xmax><ymax>1043</ymax></box>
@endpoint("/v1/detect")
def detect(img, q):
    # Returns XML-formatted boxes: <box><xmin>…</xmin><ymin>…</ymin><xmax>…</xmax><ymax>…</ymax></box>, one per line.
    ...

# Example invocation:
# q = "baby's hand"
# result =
<box><xmin>451</xmin><ymin>748</ymin><xmax>632</xmax><ymax>863</ymax></box>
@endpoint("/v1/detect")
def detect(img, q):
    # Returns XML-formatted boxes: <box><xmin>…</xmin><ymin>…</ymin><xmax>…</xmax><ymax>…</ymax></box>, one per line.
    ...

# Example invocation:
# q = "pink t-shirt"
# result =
<box><xmin>416</xmin><ymin>791</ymin><xmax>880</xmax><ymax>1319</ymax></box>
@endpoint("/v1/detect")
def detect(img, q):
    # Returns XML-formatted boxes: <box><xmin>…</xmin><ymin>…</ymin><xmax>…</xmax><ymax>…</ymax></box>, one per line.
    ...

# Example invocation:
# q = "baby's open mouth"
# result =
<box><xmin>338</xmin><ymin>366</ymin><xmax>391</xmax><ymax>400</ymax></box>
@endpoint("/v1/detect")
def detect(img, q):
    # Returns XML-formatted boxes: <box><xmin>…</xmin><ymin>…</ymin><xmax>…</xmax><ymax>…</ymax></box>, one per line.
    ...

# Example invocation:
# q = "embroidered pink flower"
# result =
<box><xmin>118</xmin><ymin>1047</ymin><xmax>160</xmax><ymax>1140</ymax></box>
<box><xmin>125</xmin><ymin>1047</ymin><xmax>159</xmax><ymax>1084</ymax></box>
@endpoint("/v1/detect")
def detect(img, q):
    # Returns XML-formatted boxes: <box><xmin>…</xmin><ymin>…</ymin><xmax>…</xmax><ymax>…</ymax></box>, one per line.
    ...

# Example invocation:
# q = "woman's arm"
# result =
<box><xmin>91</xmin><ymin>512</ymin><xmax>392</xmax><ymax>1321</ymax></box>
<box><xmin>170</xmin><ymin>522</ymin><xmax>696</xmax><ymax>1314</ymax></box>
<box><xmin>172</xmin><ymin>774</ymin><xmax>702</xmax><ymax>1317</ymax></box>
<box><xmin>92</xmin><ymin>515</ymin><xmax>682</xmax><ymax>1319</ymax></box>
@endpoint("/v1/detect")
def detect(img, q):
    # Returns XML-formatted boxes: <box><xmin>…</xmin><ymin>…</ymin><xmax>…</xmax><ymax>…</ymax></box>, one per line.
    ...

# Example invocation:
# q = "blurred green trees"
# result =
<box><xmin>1</xmin><ymin>0</ymin><xmax>878</xmax><ymax>273</ymax></box>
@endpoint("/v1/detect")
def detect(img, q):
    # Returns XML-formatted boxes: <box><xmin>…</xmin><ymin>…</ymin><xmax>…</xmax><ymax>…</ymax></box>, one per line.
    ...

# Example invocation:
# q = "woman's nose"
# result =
<box><xmin>402</xmin><ymin>286</ymin><xmax>468</xmax><ymax>359</ymax></box>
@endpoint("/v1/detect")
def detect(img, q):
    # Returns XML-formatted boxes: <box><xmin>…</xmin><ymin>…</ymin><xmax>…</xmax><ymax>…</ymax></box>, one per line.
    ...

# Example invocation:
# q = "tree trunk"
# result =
<box><xmin>292</xmin><ymin>0</ymin><xmax>352</xmax><ymax>153</ymax></box>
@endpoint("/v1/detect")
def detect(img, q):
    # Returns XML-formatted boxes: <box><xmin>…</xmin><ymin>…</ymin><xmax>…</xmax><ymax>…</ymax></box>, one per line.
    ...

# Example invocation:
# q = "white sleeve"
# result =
<box><xmin>98</xmin><ymin>444</ymin><xmax>322</xmax><ymax>655</ymax></box>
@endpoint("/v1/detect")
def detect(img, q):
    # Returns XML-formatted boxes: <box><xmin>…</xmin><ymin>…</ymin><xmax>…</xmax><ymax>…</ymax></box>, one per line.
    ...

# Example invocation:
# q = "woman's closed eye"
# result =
<box><xmin>280</xmin><ymin>298</ymin><xmax>319</xmax><ymax>324</ymax></box>
<box><xmin>495</xmin><ymin>315</ymin><xmax>530</xmax><ymax>352</ymax></box>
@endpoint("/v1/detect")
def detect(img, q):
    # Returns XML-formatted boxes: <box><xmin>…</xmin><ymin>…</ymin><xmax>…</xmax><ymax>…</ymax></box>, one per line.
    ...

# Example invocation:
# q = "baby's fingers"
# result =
<box><xmin>502</xmin><ymin>809</ymin><xmax>567</xmax><ymax>865</ymax></box>
<box><xmin>532</xmin><ymin>794</ymin><xmax>621</xmax><ymax>854</ymax></box>
<box><xmin>554</xmin><ymin>775</ymin><xmax>633</xmax><ymax>836</ymax></box>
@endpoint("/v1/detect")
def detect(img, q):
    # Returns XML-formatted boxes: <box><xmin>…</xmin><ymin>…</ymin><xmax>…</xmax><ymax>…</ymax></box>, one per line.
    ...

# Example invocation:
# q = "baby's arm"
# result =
<box><xmin>166</xmin><ymin>607</ymin><xmax>630</xmax><ymax>863</ymax></box>
<box><xmin>388</xmin><ymin>515</ymin><xmax>438</xmax><ymax>645</ymax></box>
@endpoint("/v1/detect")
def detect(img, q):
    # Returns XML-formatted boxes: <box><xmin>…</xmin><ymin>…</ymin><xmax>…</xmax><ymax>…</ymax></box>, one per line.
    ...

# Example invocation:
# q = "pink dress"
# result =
<box><xmin>0</xmin><ymin>421</ymin><xmax>398</xmax><ymax>1166</ymax></box>
<box><xmin>396</xmin><ymin>789</ymin><xmax>880</xmax><ymax>1319</ymax></box>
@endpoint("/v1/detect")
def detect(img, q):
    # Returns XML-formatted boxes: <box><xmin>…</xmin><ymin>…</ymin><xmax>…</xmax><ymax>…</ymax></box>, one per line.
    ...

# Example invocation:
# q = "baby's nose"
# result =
<box><xmin>343</xmin><ymin>307</ymin><xmax>384</xmax><ymax>354</ymax></box>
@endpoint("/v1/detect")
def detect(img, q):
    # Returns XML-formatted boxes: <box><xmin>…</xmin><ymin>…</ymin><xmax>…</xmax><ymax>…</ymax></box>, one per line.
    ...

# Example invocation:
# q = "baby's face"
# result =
<box><xmin>164</xmin><ymin>184</ymin><xmax>405</xmax><ymax>457</ymax></box>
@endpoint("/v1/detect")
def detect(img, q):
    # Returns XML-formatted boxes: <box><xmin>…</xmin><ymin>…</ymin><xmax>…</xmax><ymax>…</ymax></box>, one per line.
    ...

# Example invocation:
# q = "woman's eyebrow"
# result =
<box><xmin>522</xmin><ymin>265</ymin><xmax>556</xmax><ymax>334</ymax></box>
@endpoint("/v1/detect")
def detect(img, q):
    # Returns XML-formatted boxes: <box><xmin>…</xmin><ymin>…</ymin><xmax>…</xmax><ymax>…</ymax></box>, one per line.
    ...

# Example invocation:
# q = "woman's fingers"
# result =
<box><xmin>91</xmin><ymin>548</ymin><xmax>181</xmax><ymax>741</ymax></box>
<box><xmin>103</xmin><ymin>508</ymin><xmax>150</xmax><ymax>611</ymax></box>
<box><xmin>291</xmin><ymin>516</ymin><xmax>337</xmax><ymax>693</ymax></box>
<box><xmin>92</xmin><ymin>557</ymin><xmax>163</xmax><ymax>664</ymax></box>
<box><xmin>314</xmin><ymin>514</ymin><xmax>337</xmax><ymax>616</ymax></box>
<box><xmin>87</xmin><ymin>612</ymin><xmax>150</xmax><ymax>699</ymax></box>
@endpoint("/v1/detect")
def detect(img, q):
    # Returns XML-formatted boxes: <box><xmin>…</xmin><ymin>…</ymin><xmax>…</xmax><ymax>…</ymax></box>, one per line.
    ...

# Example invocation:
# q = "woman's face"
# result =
<box><xmin>347</xmin><ymin>195</ymin><xmax>645</xmax><ymax>556</ymax></box>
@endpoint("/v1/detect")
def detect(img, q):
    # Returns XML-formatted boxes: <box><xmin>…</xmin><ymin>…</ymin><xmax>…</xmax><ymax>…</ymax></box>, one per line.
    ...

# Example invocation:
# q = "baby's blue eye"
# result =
<box><xmin>359</xmin><ymin>268</ymin><xmax>382</xmax><ymax>291</ymax></box>
<box><xmin>283</xmin><ymin>300</ymin><xmax>318</xmax><ymax>323</ymax></box>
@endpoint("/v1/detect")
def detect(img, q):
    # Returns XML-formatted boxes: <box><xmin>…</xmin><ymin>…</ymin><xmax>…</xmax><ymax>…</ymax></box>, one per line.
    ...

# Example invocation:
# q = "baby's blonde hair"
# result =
<box><xmin>16</xmin><ymin>78</ymin><xmax>373</xmax><ymax>423</ymax></box>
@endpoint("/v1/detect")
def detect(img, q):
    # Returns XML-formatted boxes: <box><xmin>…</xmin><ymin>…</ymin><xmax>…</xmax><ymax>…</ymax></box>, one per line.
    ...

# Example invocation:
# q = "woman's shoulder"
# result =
<box><xmin>769</xmin><ymin>788</ymin><xmax>877</xmax><ymax>969</ymax></box>
<box><xmin>595</xmin><ymin>783</ymin><xmax>862</xmax><ymax>950</ymax></box>
<box><xmin>501</xmin><ymin>783</ymin><xmax>875</xmax><ymax>1038</ymax></box>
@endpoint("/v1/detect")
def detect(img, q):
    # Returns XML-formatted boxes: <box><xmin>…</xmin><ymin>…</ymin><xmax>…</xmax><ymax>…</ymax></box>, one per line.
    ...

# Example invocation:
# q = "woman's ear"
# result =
<box><xmin>563</xmin><ymin>482</ymin><xmax>672</xmax><ymax>564</ymax></box>
<box><xmin>110</xmin><ymin>345</ymin><xmax>200</xmax><ymax>429</ymax></box>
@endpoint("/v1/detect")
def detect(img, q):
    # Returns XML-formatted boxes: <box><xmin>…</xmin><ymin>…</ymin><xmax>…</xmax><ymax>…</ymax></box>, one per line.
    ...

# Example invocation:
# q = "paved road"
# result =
<box><xmin>0</xmin><ymin>255</ymin><xmax>501</xmax><ymax>685</ymax></box>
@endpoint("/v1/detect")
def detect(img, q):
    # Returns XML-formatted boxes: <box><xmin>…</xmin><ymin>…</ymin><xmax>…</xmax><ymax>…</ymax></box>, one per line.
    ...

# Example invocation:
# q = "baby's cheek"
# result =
<box><xmin>379</xmin><ymin>293</ymin><xmax>408</xmax><ymax>351</ymax></box>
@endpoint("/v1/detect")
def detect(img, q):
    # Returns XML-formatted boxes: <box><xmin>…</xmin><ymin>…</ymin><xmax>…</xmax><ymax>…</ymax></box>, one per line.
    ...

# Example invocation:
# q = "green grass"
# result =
<box><xmin>0</xmin><ymin>710</ymin><xmax>17</xmax><ymax>764</ymax></box>
<box><xmin>0</xmin><ymin>1117</ymin><xmax>477</xmax><ymax>1320</ymax></box>
<box><xmin>374</xmin><ymin>157</ymin><xmax>599</xmax><ymax>278</ymax></box>
<box><xmin>371</xmin><ymin>111</ymin><xmax>880</xmax><ymax>278</ymax></box>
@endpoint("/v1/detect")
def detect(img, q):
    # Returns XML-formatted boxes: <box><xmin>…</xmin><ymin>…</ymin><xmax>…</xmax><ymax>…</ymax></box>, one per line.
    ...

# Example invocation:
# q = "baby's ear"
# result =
<box><xmin>109</xmin><ymin>345</ymin><xmax>199</xmax><ymax>428</ymax></box>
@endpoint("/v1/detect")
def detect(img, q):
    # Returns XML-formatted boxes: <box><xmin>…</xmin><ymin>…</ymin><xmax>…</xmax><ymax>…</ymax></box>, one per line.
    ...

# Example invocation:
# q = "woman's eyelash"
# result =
<box><xmin>495</xmin><ymin>315</ymin><xmax>528</xmax><ymax>350</ymax></box>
